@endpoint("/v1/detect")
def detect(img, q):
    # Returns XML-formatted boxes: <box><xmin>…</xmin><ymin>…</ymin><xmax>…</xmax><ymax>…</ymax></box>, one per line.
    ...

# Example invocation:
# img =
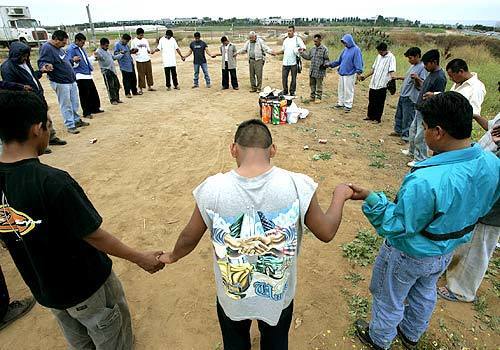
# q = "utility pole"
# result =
<box><xmin>86</xmin><ymin>4</ymin><xmax>96</xmax><ymax>46</ymax></box>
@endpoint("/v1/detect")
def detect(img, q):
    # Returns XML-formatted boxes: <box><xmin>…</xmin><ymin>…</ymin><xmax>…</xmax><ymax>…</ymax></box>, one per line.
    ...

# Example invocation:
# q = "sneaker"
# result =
<box><xmin>49</xmin><ymin>137</ymin><xmax>67</xmax><ymax>146</ymax></box>
<box><xmin>0</xmin><ymin>297</ymin><xmax>36</xmax><ymax>331</ymax></box>
<box><xmin>43</xmin><ymin>148</ymin><xmax>52</xmax><ymax>154</ymax></box>
<box><xmin>344</xmin><ymin>107</ymin><xmax>352</xmax><ymax>113</ymax></box>
<box><xmin>166</xmin><ymin>87</ymin><xmax>171</xmax><ymax>91</ymax></box>
<box><xmin>111</xmin><ymin>101</ymin><xmax>118</xmax><ymax>105</ymax></box>
<box><xmin>174</xmin><ymin>86</ymin><xmax>180</xmax><ymax>90</ymax></box>
<box><xmin>249</xmin><ymin>89</ymin><xmax>257</xmax><ymax>93</ymax></box>
<box><xmin>407</xmin><ymin>160</ymin><xmax>416</xmax><ymax>167</ymax></box>
<box><xmin>401</xmin><ymin>149</ymin><xmax>411</xmax><ymax>156</ymax></box>
<box><xmin>148</xmin><ymin>87</ymin><xmax>156</xmax><ymax>91</ymax></box>
<box><xmin>75</xmin><ymin>120</ymin><xmax>89</xmax><ymax>128</ymax></box>
<box><xmin>137</xmin><ymin>90</ymin><xmax>143</xmax><ymax>95</ymax></box>
<box><xmin>206</xmin><ymin>84</ymin><xmax>211</xmax><ymax>88</ymax></box>
<box><xmin>233</xmin><ymin>87</ymin><xmax>239</xmax><ymax>90</ymax></box>
<box><xmin>192</xmin><ymin>85</ymin><xmax>199</xmax><ymax>89</ymax></box>
<box><xmin>256</xmin><ymin>88</ymin><xmax>261</xmax><ymax>93</ymax></box>
<box><xmin>397</xmin><ymin>326</ymin><xmax>418</xmax><ymax>350</ymax></box>
<box><xmin>82</xmin><ymin>114</ymin><xmax>93</xmax><ymax>119</ymax></box>
<box><xmin>67</xmin><ymin>127</ymin><xmax>80</xmax><ymax>134</ymax></box>
<box><xmin>333</xmin><ymin>104</ymin><xmax>343</xmax><ymax>109</ymax></box>
<box><xmin>126</xmin><ymin>94</ymin><xmax>132</xmax><ymax>99</ymax></box>
<box><xmin>354</xmin><ymin>319</ymin><xmax>385</xmax><ymax>350</ymax></box>
<box><xmin>117</xmin><ymin>100</ymin><xmax>124</xmax><ymax>104</ymax></box>
<box><xmin>93</xmin><ymin>109</ymin><xmax>105</xmax><ymax>114</ymax></box>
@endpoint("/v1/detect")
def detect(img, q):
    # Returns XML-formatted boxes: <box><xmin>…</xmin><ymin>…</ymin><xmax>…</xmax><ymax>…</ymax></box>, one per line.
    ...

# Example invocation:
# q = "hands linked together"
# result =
<box><xmin>334</xmin><ymin>183</ymin><xmax>371</xmax><ymax>201</ymax></box>
<box><xmin>135</xmin><ymin>250</ymin><xmax>166</xmax><ymax>274</ymax></box>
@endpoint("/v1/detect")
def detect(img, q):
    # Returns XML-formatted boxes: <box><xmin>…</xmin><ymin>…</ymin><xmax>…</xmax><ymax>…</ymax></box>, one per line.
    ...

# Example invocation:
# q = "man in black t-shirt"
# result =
<box><xmin>0</xmin><ymin>90</ymin><xmax>165</xmax><ymax>349</ymax></box>
<box><xmin>184</xmin><ymin>32</ymin><xmax>215</xmax><ymax>88</ymax></box>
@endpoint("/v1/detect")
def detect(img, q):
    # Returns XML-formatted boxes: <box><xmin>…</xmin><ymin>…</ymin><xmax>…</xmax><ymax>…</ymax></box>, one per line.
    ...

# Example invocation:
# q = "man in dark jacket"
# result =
<box><xmin>1</xmin><ymin>41</ymin><xmax>66</xmax><ymax>148</ymax></box>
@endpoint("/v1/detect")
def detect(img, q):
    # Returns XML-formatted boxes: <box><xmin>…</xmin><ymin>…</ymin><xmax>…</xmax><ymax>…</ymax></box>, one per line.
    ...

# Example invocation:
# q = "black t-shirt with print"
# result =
<box><xmin>0</xmin><ymin>158</ymin><xmax>112</xmax><ymax>310</ymax></box>
<box><xmin>190</xmin><ymin>40</ymin><xmax>208</xmax><ymax>65</ymax></box>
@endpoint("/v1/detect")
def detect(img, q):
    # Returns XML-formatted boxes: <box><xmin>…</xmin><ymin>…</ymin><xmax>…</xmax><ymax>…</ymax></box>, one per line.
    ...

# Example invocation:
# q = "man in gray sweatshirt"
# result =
<box><xmin>94</xmin><ymin>38</ymin><xmax>123</xmax><ymax>105</ymax></box>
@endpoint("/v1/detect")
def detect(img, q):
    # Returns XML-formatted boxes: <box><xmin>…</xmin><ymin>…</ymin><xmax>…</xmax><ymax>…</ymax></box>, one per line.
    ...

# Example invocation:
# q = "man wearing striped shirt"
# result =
<box><xmin>360</xmin><ymin>43</ymin><xmax>396</xmax><ymax>123</ymax></box>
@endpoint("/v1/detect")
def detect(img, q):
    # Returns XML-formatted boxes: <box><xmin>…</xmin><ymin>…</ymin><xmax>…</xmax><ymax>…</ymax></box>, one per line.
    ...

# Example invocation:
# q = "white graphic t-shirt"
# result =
<box><xmin>130</xmin><ymin>38</ymin><xmax>151</xmax><ymax>63</ymax></box>
<box><xmin>194</xmin><ymin>166</ymin><xmax>317</xmax><ymax>326</ymax></box>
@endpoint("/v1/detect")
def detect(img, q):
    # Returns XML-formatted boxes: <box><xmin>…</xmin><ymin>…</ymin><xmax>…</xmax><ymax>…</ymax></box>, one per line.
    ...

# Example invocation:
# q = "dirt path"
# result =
<box><xmin>0</xmin><ymin>43</ymin><xmax>498</xmax><ymax>350</ymax></box>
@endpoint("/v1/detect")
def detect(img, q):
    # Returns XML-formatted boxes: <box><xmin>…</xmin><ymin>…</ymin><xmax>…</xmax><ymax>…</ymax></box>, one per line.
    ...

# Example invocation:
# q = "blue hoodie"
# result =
<box><xmin>329</xmin><ymin>34</ymin><xmax>363</xmax><ymax>76</ymax></box>
<box><xmin>66</xmin><ymin>43</ymin><xmax>93</xmax><ymax>76</ymax></box>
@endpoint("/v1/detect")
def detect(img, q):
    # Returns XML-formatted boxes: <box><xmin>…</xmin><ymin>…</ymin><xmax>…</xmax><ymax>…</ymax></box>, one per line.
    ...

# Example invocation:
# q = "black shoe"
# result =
<box><xmin>355</xmin><ymin>319</ymin><xmax>385</xmax><ymax>350</ymax></box>
<box><xmin>75</xmin><ymin>120</ymin><xmax>90</xmax><ymax>128</ymax></box>
<box><xmin>67</xmin><ymin>127</ymin><xmax>80</xmax><ymax>134</ymax></box>
<box><xmin>397</xmin><ymin>326</ymin><xmax>417</xmax><ymax>350</ymax></box>
<box><xmin>49</xmin><ymin>137</ymin><xmax>67</xmax><ymax>146</ymax></box>
<box><xmin>82</xmin><ymin>114</ymin><xmax>93</xmax><ymax>119</ymax></box>
<box><xmin>43</xmin><ymin>148</ymin><xmax>52</xmax><ymax>154</ymax></box>
<box><xmin>0</xmin><ymin>297</ymin><xmax>36</xmax><ymax>331</ymax></box>
<box><xmin>93</xmin><ymin>109</ymin><xmax>105</xmax><ymax>114</ymax></box>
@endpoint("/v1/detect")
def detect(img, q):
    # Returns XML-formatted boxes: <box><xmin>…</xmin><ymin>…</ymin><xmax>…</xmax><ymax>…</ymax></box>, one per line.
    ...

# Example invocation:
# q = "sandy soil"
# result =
<box><xmin>0</xmin><ymin>42</ymin><xmax>498</xmax><ymax>350</ymax></box>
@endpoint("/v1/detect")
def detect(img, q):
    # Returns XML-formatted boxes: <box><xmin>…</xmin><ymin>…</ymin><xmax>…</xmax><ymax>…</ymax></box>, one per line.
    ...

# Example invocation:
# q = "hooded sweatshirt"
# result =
<box><xmin>329</xmin><ymin>34</ymin><xmax>363</xmax><ymax>76</ymax></box>
<box><xmin>1</xmin><ymin>42</ymin><xmax>44</xmax><ymax>98</ymax></box>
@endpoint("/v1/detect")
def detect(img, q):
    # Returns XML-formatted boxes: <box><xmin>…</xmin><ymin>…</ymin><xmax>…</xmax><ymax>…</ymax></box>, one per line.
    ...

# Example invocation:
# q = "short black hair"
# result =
<box><xmin>194</xmin><ymin>32</ymin><xmax>201</xmax><ymax>38</ymax></box>
<box><xmin>52</xmin><ymin>30</ymin><xmax>68</xmax><ymax>41</ymax></box>
<box><xmin>122</xmin><ymin>33</ymin><xmax>131</xmax><ymax>41</ymax></box>
<box><xmin>221</xmin><ymin>36</ymin><xmax>228</xmax><ymax>43</ymax></box>
<box><xmin>136</xmin><ymin>28</ymin><xmax>144</xmax><ymax>35</ymax></box>
<box><xmin>74</xmin><ymin>33</ymin><xmax>86</xmax><ymax>42</ymax></box>
<box><xmin>416</xmin><ymin>91</ymin><xmax>472</xmax><ymax>139</ymax></box>
<box><xmin>376</xmin><ymin>42</ymin><xmax>388</xmax><ymax>51</ymax></box>
<box><xmin>313</xmin><ymin>34</ymin><xmax>321</xmax><ymax>39</ymax></box>
<box><xmin>422</xmin><ymin>49</ymin><xmax>440</xmax><ymax>65</ymax></box>
<box><xmin>288</xmin><ymin>25</ymin><xmax>295</xmax><ymax>30</ymax></box>
<box><xmin>0</xmin><ymin>91</ymin><xmax>48</xmax><ymax>143</ymax></box>
<box><xmin>404</xmin><ymin>47</ymin><xmax>421</xmax><ymax>57</ymax></box>
<box><xmin>446</xmin><ymin>58</ymin><xmax>469</xmax><ymax>73</ymax></box>
<box><xmin>234</xmin><ymin>119</ymin><xmax>273</xmax><ymax>148</ymax></box>
<box><xmin>100</xmin><ymin>37</ymin><xmax>109</xmax><ymax>45</ymax></box>
<box><xmin>166</xmin><ymin>29</ymin><xmax>173</xmax><ymax>37</ymax></box>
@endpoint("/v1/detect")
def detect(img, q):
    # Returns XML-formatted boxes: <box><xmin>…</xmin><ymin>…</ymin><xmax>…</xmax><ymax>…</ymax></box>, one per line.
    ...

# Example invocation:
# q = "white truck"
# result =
<box><xmin>0</xmin><ymin>6</ymin><xmax>48</xmax><ymax>47</ymax></box>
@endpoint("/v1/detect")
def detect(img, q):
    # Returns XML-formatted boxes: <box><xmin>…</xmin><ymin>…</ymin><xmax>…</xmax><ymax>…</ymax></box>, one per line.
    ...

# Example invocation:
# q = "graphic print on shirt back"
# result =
<box><xmin>0</xmin><ymin>205</ymin><xmax>40</xmax><ymax>235</ymax></box>
<box><xmin>208</xmin><ymin>200</ymin><xmax>299</xmax><ymax>301</ymax></box>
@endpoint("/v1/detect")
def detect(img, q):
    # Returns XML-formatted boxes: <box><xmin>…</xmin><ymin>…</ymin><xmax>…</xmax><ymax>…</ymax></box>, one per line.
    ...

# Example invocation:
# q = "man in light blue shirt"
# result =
<box><xmin>348</xmin><ymin>92</ymin><xmax>500</xmax><ymax>350</ymax></box>
<box><xmin>391</xmin><ymin>47</ymin><xmax>427</xmax><ymax>141</ymax></box>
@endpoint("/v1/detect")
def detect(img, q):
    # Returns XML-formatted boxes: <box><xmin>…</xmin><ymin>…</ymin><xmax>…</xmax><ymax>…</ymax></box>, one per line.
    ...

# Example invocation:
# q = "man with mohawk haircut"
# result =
<box><xmin>159</xmin><ymin>119</ymin><xmax>353</xmax><ymax>349</ymax></box>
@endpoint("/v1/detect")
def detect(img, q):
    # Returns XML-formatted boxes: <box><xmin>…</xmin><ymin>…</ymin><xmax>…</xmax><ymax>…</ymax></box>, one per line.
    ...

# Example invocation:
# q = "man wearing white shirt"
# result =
<box><xmin>424</xmin><ymin>58</ymin><xmax>486</xmax><ymax>120</ymax></box>
<box><xmin>153</xmin><ymin>30</ymin><xmax>184</xmax><ymax>90</ymax></box>
<box><xmin>131</xmin><ymin>28</ymin><xmax>155</xmax><ymax>93</ymax></box>
<box><xmin>360</xmin><ymin>43</ymin><xmax>396</xmax><ymax>123</ymax></box>
<box><xmin>67</xmin><ymin>33</ymin><xmax>103</xmax><ymax>119</ymax></box>
<box><xmin>276</xmin><ymin>26</ymin><xmax>305</xmax><ymax>96</ymax></box>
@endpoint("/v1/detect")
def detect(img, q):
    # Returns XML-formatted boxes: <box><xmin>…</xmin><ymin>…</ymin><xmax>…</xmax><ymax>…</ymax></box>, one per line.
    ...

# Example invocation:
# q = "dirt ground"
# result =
<box><xmin>0</xmin><ymin>41</ymin><xmax>498</xmax><ymax>350</ymax></box>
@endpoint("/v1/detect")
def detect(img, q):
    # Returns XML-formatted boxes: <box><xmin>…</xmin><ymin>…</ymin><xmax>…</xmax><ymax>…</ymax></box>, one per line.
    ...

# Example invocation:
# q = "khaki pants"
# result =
<box><xmin>136</xmin><ymin>61</ymin><xmax>153</xmax><ymax>89</ymax></box>
<box><xmin>309</xmin><ymin>76</ymin><xmax>324</xmax><ymax>100</ymax></box>
<box><xmin>249</xmin><ymin>59</ymin><xmax>264</xmax><ymax>91</ymax></box>
<box><xmin>446</xmin><ymin>223</ymin><xmax>500</xmax><ymax>302</ymax></box>
<box><xmin>51</xmin><ymin>271</ymin><xmax>133</xmax><ymax>350</ymax></box>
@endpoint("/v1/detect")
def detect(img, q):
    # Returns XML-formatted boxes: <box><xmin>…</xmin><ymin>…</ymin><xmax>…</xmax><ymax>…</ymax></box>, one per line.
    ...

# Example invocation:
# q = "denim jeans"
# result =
<box><xmin>368</xmin><ymin>241</ymin><xmax>452</xmax><ymax>349</ymax></box>
<box><xmin>50</xmin><ymin>81</ymin><xmax>81</xmax><ymax>129</ymax></box>
<box><xmin>408</xmin><ymin>111</ymin><xmax>428</xmax><ymax>161</ymax></box>
<box><xmin>51</xmin><ymin>271</ymin><xmax>133</xmax><ymax>350</ymax></box>
<box><xmin>193</xmin><ymin>63</ymin><xmax>211</xmax><ymax>86</ymax></box>
<box><xmin>394</xmin><ymin>96</ymin><xmax>416</xmax><ymax>140</ymax></box>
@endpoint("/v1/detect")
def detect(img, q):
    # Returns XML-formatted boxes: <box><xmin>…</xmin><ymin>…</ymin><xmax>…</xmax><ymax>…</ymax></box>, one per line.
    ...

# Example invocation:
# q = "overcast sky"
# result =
<box><xmin>2</xmin><ymin>0</ymin><xmax>498</xmax><ymax>26</ymax></box>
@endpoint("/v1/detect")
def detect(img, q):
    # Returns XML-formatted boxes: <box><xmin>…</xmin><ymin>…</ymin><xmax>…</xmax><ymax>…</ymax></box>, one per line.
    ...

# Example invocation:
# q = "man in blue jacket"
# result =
<box><xmin>348</xmin><ymin>92</ymin><xmax>500</xmax><ymax>350</ymax></box>
<box><xmin>67</xmin><ymin>33</ymin><xmax>104</xmax><ymax>119</ymax></box>
<box><xmin>38</xmin><ymin>30</ymin><xmax>89</xmax><ymax>134</ymax></box>
<box><xmin>1</xmin><ymin>41</ymin><xmax>66</xmax><ymax>149</ymax></box>
<box><xmin>326</xmin><ymin>34</ymin><xmax>363</xmax><ymax>113</ymax></box>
